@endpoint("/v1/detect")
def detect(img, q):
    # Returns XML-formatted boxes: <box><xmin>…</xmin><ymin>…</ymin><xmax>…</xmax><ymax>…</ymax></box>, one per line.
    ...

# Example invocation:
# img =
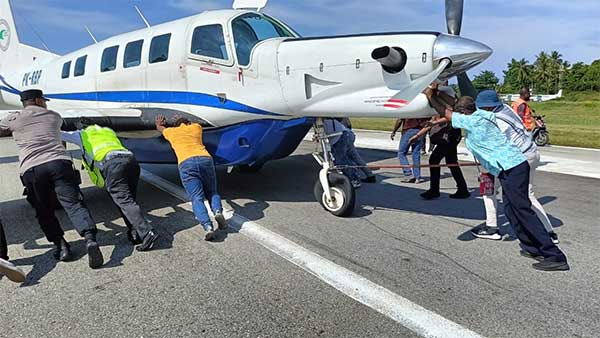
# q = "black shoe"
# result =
<box><xmin>136</xmin><ymin>231</ymin><xmax>160</xmax><ymax>252</ymax></box>
<box><xmin>532</xmin><ymin>260</ymin><xmax>570</xmax><ymax>272</ymax></box>
<box><xmin>127</xmin><ymin>229</ymin><xmax>143</xmax><ymax>245</ymax></box>
<box><xmin>471</xmin><ymin>226</ymin><xmax>502</xmax><ymax>240</ymax></box>
<box><xmin>53</xmin><ymin>238</ymin><xmax>73</xmax><ymax>262</ymax></box>
<box><xmin>362</xmin><ymin>175</ymin><xmax>377</xmax><ymax>184</ymax></box>
<box><xmin>520</xmin><ymin>250</ymin><xmax>544</xmax><ymax>262</ymax></box>
<box><xmin>86</xmin><ymin>240</ymin><xmax>104</xmax><ymax>269</ymax></box>
<box><xmin>215</xmin><ymin>212</ymin><xmax>228</xmax><ymax>231</ymax></box>
<box><xmin>420</xmin><ymin>190</ymin><xmax>440</xmax><ymax>200</ymax></box>
<box><xmin>402</xmin><ymin>177</ymin><xmax>416</xmax><ymax>183</ymax></box>
<box><xmin>450</xmin><ymin>190</ymin><xmax>471</xmax><ymax>199</ymax></box>
<box><xmin>205</xmin><ymin>230</ymin><xmax>216</xmax><ymax>242</ymax></box>
<box><xmin>549</xmin><ymin>231</ymin><xmax>560</xmax><ymax>245</ymax></box>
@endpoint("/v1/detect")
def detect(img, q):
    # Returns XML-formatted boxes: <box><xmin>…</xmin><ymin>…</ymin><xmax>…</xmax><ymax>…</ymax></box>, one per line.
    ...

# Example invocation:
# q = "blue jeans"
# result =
<box><xmin>331</xmin><ymin>131</ymin><xmax>362</xmax><ymax>182</ymax></box>
<box><xmin>398</xmin><ymin>128</ymin><xmax>423</xmax><ymax>179</ymax></box>
<box><xmin>179</xmin><ymin>156</ymin><xmax>222</xmax><ymax>231</ymax></box>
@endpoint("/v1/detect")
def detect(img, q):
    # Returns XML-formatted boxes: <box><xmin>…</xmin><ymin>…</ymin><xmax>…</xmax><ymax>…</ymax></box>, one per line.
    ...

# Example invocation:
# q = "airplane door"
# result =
<box><xmin>185</xmin><ymin>24</ymin><xmax>234</xmax><ymax>103</ymax></box>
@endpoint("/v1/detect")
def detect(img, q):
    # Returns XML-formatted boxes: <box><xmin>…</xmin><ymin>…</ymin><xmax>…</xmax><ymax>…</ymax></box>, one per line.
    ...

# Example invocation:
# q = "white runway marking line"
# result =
<box><xmin>140</xmin><ymin>169</ymin><xmax>487</xmax><ymax>338</ymax></box>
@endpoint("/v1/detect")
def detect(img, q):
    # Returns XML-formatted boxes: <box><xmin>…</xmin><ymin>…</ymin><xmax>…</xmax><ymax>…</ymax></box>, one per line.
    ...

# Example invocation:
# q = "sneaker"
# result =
<box><xmin>204</xmin><ymin>230</ymin><xmax>216</xmax><ymax>242</ymax></box>
<box><xmin>362</xmin><ymin>175</ymin><xmax>377</xmax><ymax>184</ymax></box>
<box><xmin>402</xmin><ymin>177</ymin><xmax>416</xmax><ymax>183</ymax></box>
<box><xmin>471</xmin><ymin>226</ymin><xmax>502</xmax><ymax>240</ymax></box>
<box><xmin>0</xmin><ymin>258</ymin><xmax>26</xmax><ymax>283</ymax></box>
<box><xmin>215</xmin><ymin>212</ymin><xmax>228</xmax><ymax>230</ymax></box>
<box><xmin>449</xmin><ymin>190</ymin><xmax>471</xmax><ymax>199</ymax></box>
<box><xmin>520</xmin><ymin>250</ymin><xmax>544</xmax><ymax>262</ymax></box>
<box><xmin>532</xmin><ymin>260</ymin><xmax>570</xmax><ymax>272</ymax></box>
<box><xmin>549</xmin><ymin>232</ymin><xmax>559</xmax><ymax>245</ymax></box>
<box><xmin>86</xmin><ymin>240</ymin><xmax>104</xmax><ymax>269</ymax></box>
<box><xmin>420</xmin><ymin>190</ymin><xmax>440</xmax><ymax>200</ymax></box>
<box><xmin>136</xmin><ymin>231</ymin><xmax>160</xmax><ymax>252</ymax></box>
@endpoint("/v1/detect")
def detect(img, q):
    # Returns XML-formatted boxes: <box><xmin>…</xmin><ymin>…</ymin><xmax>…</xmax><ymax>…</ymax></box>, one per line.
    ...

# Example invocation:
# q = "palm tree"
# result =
<box><xmin>534</xmin><ymin>52</ymin><xmax>552</xmax><ymax>94</ymax></box>
<box><xmin>514</xmin><ymin>58</ymin><xmax>532</xmax><ymax>89</ymax></box>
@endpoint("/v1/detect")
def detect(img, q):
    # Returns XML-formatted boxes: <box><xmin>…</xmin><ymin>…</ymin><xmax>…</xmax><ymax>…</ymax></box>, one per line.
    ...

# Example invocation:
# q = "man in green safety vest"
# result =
<box><xmin>62</xmin><ymin>124</ymin><xmax>159</xmax><ymax>251</ymax></box>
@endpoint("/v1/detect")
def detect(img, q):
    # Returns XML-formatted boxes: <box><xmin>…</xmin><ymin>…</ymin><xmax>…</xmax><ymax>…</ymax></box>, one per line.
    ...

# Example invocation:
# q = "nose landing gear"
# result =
<box><xmin>311</xmin><ymin>118</ymin><xmax>356</xmax><ymax>217</ymax></box>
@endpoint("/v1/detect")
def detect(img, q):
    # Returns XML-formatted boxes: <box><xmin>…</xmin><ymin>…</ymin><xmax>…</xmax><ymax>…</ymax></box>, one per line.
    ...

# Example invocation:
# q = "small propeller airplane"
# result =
<box><xmin>0</xmin><ymin>0</ymin><xmax>492</xmax><ymax>216</ymax></box>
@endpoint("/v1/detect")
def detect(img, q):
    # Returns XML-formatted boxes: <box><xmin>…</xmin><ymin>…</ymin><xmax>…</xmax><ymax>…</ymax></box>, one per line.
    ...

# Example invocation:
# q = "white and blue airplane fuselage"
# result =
<box><xmin>0</xmin><ymin>0</ymin><xmax>492</xmax><ymax>167</ymax></box>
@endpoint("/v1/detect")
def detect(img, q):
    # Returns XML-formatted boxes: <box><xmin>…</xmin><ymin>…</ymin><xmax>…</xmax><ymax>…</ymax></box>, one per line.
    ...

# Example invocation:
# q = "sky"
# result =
<box><xmin>9</xmin><ymin>0</ymin><xmax>600</xmax><ymax>80</ymax></box>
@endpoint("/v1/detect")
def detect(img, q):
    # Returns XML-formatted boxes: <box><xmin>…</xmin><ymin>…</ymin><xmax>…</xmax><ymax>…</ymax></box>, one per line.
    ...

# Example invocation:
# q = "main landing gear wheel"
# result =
<box><xmin>313</xmin><ymin>172</ymin><xmax>356</xmax><ymax>217</ymax></box>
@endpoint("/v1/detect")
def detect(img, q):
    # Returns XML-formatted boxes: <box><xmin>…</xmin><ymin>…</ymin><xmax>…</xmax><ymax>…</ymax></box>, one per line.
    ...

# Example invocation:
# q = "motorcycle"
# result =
<box><xmin>531</xmin><ymin>115</ymin><xmax>550</xmax><ymax>147</ymax></box>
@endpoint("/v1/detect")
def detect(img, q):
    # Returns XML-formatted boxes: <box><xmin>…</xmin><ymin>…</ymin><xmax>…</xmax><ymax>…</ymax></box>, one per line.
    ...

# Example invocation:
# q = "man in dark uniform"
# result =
<box><xmin>0</xmin><ymin>90</ymin><xmax>103</xmax><ymax>269</ymax></box>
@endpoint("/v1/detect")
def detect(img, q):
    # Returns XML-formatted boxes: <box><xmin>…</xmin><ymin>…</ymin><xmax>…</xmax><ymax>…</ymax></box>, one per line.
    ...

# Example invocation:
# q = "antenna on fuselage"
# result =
<box><xmin>134</xmin><ymin>5</ymin><xmax>151</xmax><ymax>28</ymax></box>
<box><xmin>84</xmin><ymin>26</ymin><xmax>98</xmax><ymax>44</ymax></box>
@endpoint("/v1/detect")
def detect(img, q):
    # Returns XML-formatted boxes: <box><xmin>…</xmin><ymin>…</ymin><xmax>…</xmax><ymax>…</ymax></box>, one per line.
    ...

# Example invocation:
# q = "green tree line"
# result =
<box><xmin>469</xmin><ymin>51</ymin><xmax>600</xmax><ymax>94</ymax></box>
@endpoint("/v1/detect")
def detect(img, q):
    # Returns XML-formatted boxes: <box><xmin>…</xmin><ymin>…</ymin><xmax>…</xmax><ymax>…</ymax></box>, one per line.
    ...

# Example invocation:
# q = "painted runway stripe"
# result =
<box><xmin>140</xmin><ymin>169</ymin><xmax>487</xmax><ymax>338</ymax></box>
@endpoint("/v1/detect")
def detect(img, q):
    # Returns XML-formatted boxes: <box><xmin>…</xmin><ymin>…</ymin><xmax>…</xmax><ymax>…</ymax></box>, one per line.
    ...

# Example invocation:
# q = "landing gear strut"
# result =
<box><xmin>311</xmin><ymin>118</ymin><xmax>356</xmax><ymax>217</ymax></box>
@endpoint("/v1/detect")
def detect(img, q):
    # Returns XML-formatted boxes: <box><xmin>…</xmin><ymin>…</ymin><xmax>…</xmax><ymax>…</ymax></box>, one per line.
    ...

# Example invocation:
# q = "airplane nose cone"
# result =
<box><xmin>433</xmin><ymin>34</ymin><xmax>493</xmax><ymax>75</ymax></box>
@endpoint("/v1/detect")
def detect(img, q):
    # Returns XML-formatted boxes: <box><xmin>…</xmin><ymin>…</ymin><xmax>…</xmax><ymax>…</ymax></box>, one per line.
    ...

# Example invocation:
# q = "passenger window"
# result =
<box><xmin>124</xmin><ymin>40</ymin><xmax>143</xmax><ymax>68</ymax></box>
<box><xmin>101</xmin><ymin>45</ymin><xmax>119</xmax><ymax>72</ymax></box>
<box><xmin>232</xmin><ymin>13</ymin><xmax>294</xmax><ymax>66</ymax></box>
<box><xmin>190</xmin><ymin>25</ymin><xmax>228</xmax><ymax>60</ymax></box>
<box><xmin>149</xmin><ymin>34</ymin><xmax>171</xmax><ymax>64</ymax></box>
<box><xmin>61</xmin><ymin>61</ymin><xmax>71</xmax><ymax>79</ymax></box>
<box><xmin>74</xmin><ymin>55</ymin><xmax>87</xmax><ymax>77</ymax></box>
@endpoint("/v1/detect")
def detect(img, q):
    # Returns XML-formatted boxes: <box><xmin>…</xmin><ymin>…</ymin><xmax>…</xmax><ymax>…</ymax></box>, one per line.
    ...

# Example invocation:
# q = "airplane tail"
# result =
<box><xmin>0</xmin><ymin>0</ymin><xmax>56</xmax><ymax>71</ymax></box>
<box><xmin>0</xmin><ymin>0</ymin><xmax>56</xmax><ymax>107</ymax></box>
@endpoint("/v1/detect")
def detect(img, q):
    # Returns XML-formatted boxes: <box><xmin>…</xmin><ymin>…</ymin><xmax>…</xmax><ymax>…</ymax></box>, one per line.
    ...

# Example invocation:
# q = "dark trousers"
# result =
<box><xmin>499</xmin><ymin>161</ymin><xmax>566</xmax><ymax>262</ymax></box>
<box><xmin>428</xmin><ymin>143</ymin><xmax>468</xmax><ymax>193</ymax></box>
<box><xmin>0</xmin><ymin>220</ymin><xmax>8</xmax><ymax>260</ymax></box>
<box><xmin>21</xmin><ymin>160</ymin><xmax>96</xmax><ymax>243</ymax></box>
<box><xmin>101</xmin><ymin>156</ymin><xmax>153</xmax><ymax>238</ymax></box>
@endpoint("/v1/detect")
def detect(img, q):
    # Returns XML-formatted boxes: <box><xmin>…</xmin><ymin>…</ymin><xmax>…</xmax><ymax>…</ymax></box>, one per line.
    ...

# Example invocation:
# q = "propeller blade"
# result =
<box><xmin>445</xmin><ymin>0</ymin><xmax>464</xmax><ymax>36</ymax></box>
<box><xmin>457</xmin><ymin>72</ymin><xmax>478</xmax><ymax>98</ymax></box>
<box><xmin>386</xmin><ymin>59</ymin><xmax>451</xmax><ymax>108</ymax></box>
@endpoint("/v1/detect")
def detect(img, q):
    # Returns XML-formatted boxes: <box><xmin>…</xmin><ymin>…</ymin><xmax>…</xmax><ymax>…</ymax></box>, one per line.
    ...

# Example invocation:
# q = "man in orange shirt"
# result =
<box><xmin>155</xmin><ymin>115</ymin><xmax>227</xmax><ymax>241</ymax></box>
<box><xmin>512</xmin><ymin>88</ymin><xmax>535</xmax><ymax>131</ymax></box>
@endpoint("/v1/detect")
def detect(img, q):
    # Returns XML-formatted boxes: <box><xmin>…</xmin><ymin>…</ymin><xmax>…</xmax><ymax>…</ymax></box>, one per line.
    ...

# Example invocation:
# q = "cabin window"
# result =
<box><xmin>61</xmin><ymin>61</ymin><xmax>71</xmax><ymax>79</ymax></box>
<box><xmin>149</xmin><ymin>33</ymin><xmax>171</xmax><ymax>64</ymax></box>
<box><xmin>232</xmin><ymin>13</ymin><xmax>295</xmax><ymax>66</ymax></box>
<box><xmin>190</xmin><ymin>25</ymin><xmax>228</xmax><ymax>60</ymax></box>
<box><xmin>124</xmin><ymin>39</ymin><xmax>144</xmax><ymax>68</ymax></box>
<box><xmin>74</xmin><ymin>55</ymin><xmax>87</xmax><ymax>77</ymax></box>
<box><xmin>101</xmin><ymin>45</ymin><xmax>119</xmax><ymax>72</ymax></box>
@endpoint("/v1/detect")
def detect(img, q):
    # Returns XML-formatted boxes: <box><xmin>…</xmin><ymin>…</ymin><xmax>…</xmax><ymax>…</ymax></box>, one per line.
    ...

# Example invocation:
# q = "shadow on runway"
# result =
<box><xmin>1</xmin><ymin>182</ymin><xmax>200</xmax><ymax>284</ymax></box>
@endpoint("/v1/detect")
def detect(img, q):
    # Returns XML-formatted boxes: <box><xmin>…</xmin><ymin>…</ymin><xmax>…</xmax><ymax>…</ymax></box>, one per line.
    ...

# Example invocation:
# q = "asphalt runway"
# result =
<box><xmin>1</xmin><ymin>137</ymin><xmax>599</xmax><ymax>338</ymax></box>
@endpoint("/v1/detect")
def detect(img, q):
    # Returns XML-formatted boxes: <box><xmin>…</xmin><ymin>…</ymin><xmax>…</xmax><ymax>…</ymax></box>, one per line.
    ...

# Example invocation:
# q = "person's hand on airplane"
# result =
<box><xmin>155</xmin><ymin>114</ymin><xmax>167</xmax><ymax>127</ymax></box>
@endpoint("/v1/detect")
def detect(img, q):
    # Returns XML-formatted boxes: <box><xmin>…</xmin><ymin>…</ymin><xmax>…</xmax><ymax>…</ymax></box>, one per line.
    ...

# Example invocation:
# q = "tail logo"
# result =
<box><xmin>0</xmin><ymin>19</ymin><xmax>10</xmax><ymax>52</ymax></box>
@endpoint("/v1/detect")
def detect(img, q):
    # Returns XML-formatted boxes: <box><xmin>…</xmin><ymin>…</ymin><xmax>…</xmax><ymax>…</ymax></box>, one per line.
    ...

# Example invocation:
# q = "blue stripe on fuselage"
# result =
<box><xmin>0</xmin><ymin>75</ymin><xmax>287</xmax><ymax>117</ymax></box>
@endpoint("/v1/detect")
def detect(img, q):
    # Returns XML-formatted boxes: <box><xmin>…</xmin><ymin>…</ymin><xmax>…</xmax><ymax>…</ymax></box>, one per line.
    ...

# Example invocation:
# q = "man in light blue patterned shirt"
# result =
<box><xmin>427</xmin><ymin>92</ymin><xmax>568</xmax><ymax>272</ymax></box>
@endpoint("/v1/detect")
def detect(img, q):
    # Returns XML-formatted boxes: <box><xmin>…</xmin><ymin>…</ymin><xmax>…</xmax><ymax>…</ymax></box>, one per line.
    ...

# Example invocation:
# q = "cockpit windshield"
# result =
<box><xmin>232</xmin><ymin>13</ymin><xmax>296</xmax><ymax>66</ymax></box>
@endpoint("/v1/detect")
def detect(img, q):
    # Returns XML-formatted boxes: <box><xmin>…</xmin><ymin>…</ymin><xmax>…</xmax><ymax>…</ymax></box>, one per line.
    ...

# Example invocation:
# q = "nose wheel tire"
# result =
<box><xmin>313</xmin><ymin>172</ymin><xmax>356</xmax><ymax>217</ymax></box>
<box><xmin>534</xmin><ymin>131</ymin><xmax>550</xmax><ymax>147</ymax></box>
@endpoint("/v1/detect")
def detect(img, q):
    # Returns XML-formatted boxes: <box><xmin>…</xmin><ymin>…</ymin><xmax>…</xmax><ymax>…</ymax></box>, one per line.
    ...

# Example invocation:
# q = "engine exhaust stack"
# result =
<box><xmin>371</xmin><ymin>46</ymin><xmax>407</xmax><ymax>74</ymax></box>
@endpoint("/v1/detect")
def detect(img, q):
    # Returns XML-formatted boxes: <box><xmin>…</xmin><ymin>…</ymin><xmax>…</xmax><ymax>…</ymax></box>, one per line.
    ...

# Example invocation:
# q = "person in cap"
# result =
<box><xmin>473</xmin><ymin>90</ymin><xmax>559</xmax><ymax>243</ymax></box>
<box><xmin>0</xmin><ymin>219</ymin><xmax>26</xmax><ymax>283</ymax></box>
<box><xmin>425</xmin><ymin>90</ymin><xmax>569</xmax><ymax>272</ymax></box>
<box><xmin>61</xmin><ymin>121</ymin><xmax>159</xmax><ymax>251</ymax></box>
<box><xmin>155</xmin><ymin>114</ymin><xmax>227</xmax><ymax>241</ymax></box>
<box><xmin>0</xmin><ymin>89</ymin><xmax>103</xmax><ymax>269</ymax></box>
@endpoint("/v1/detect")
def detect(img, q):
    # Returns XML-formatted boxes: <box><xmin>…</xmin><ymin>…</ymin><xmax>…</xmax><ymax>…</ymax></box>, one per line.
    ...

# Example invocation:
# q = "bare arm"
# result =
<box><xmin>516</xmin><ymin>103</ymin><xmax>527</xmax><ymax>118</ymax></box>
<box><xmin>391</xmin><ymin>119</ymin><xmax>404</xmax><ymax>140</ymax></box>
